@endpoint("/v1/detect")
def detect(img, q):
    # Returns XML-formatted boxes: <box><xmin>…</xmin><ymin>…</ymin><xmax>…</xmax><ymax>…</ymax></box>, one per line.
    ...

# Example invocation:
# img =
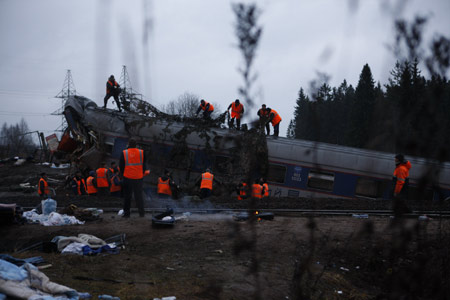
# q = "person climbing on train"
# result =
<box><xmin>266</xmin><ymin>107</ymin><xmax>282</xmax><ymax>137</ymax></box>
<box><xmin>392</xmin><ymin>154</ymin><xmax>412</xmax><ymax>215</ymax></box>
<box><xmin>38</xmin><ymin>172</ymin><xmax>49</xmax><ymax>198</ymax></box>
<box><xmin>227</xmin><ymin>99</ymin><xmax>244</xmax><ymax>130</ymax></box>
<box><xmin>157</xmin><ymin>169</ymin><xmax>177</xmax><ymax>200</ymax></box>
<box><xmin>257</xmin><ymin>104</ymin><xmax>270</xmax><ymax>135</ymax></box>
<box><xmin>86</xmin><ymin>170</ymin><xmax>98</xmax><ymax>196</ymax></box>
<box><xmin>103</xmin><ymin>75</ymin><xmax>122</xmax><ymax>111</ymax></box>
<box><xmin>196</xmin><ymin>99</ymin><xmax>214</xmax><ymax>119</ymax></box>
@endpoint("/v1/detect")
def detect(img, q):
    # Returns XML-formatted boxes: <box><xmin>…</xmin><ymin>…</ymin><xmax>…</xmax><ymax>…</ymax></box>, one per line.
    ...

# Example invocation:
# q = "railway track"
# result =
<box><xmin>86</xmin><ymin>207</ymin><xmax>450</xmax><ymax>218</ymax></box>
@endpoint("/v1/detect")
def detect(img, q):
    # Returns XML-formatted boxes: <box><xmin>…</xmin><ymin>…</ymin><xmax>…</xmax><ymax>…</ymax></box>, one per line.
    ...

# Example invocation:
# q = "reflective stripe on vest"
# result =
<box><xmin>123</xmin><ymin>148</ymin><xmax>144</xmax><ymax>179</ymax></box>
<box><xmin>38</xmin><ymin>178</ymin><xmax>49</xmax><ymax>195</ymax></box>
<box><xmin>87</xmin><ymin>176</ymin><xmax>98</xmax><ymax>194</ymax></box>
<box><xmin>252</xmin><ymin>184</ymin><xmax>263</xmax><ymax>199</ymax></box>
<box><xmin>200</xmin><ymin>172</ymin><xmax>213</xmax><ymax>190</ymax></box>
<box><xmin>96</xmin><ymin>168</ymin><xmax>109</xmax><ymax>187</ymax></box>
<box><xmin>157</xmin><ymin>178</ymin><xmax>172</xmax><ymax>196</ymax></box>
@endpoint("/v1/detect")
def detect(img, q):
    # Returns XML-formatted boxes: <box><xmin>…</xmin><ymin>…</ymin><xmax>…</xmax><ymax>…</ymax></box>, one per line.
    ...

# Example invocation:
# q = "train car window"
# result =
<box><xmin>267</xmin><ymin>164</ymin><xmax>286</xmax><ymax>184</ymax></box>
<box><xmin>307</xmin><ymin>170</ymin><xmax>334</xmax><ymax>191</ymax></box>
<box><xmin>214</xmin><ymin>155</ymin><xmax>231</xmax><ymax>174</ymax></box>
<box><xmin>355</xmin><ymin>178</ymin><xmax>382</xmax><ymax>198</ymax></box>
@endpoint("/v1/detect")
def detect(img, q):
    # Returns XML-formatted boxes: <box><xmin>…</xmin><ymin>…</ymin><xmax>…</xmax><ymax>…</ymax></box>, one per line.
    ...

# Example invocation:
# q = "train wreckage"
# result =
<box><xmin>62</xmin><ymin>95</ymin><xmax>450</xmax><ymax>201</ymax></box>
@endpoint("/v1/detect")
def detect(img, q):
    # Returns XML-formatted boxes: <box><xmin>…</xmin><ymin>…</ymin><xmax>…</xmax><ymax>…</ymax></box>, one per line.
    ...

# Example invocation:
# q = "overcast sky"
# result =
<box><xmin>1</xmin><ymin>0</ymin><xmax>449</xmax><ymax>139</ymax></box>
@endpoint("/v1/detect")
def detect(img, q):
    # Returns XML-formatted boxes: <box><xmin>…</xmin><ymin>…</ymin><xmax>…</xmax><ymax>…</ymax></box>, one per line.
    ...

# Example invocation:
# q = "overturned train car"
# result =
<box><xmin>64</xmin><ymin>95</ymin><xmax>450</xmax><ymax>201</ymax></box>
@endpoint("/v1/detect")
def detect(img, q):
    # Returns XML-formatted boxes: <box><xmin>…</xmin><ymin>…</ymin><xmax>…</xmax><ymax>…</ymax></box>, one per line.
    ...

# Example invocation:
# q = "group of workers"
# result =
<box><xmin>103</xmin><ymin>74</ymin><xmax>282</xmax><ymax>137</ymax></box>
<box><xmin>197</xmin><ymin>98</ymin><xmax>282</xmax><ymax>137</ymax></box>
<box><xmin>39</xmin><ymin>147</ymin><xmax>412</xmax><ymax>217</ymax></box>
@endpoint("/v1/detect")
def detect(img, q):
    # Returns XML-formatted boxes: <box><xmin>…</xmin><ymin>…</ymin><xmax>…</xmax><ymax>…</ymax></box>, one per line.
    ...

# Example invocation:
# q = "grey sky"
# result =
<box><xmin>0</xmin><ymin>0</ymin><xmax>449</xmax><ymax>139</ymax></box>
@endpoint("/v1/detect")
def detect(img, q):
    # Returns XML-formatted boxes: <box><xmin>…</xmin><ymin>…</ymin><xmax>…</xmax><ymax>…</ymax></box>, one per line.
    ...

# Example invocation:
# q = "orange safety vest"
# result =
<box><xmin>252</xmin><ymin>184</ymin><xmax>263</xmax><ymax>199</ymax></box>
<box><xmin>96</xmin><ymin>168</ymin><xmax>109</xmax><ymax>187</ymax></box>
<box><xmin>231</xmin><ymin>102</ymin><xmax>244</xmax><ymax>119</ymax></box>
<box><xmin>270</xmin><ymin>109</ymin><xmax>282</xmax><ymax>126</ymax></box>
<box><xmin>86</xmin><ymin>176</ymin><xmax>98</xmax><ymax>194</ymax></box>
<box><xmin>157</xmin><ymin>177</ymin><xmax>172</xmax><ymax>196</ymax></box>
<box><xmin>258</xmin><ymin>108</ymin><xmax>269</xmax><ymax>118</ymax></box>
<box><xmin>200</xmin><ymin>172</ymin><xmax>214</xmax><ymax>190</ymax></box>
<box><xmin>393</xmin><ymin>161</ymin><xmax>411</xmax><ymax>194</ymax></box>
<box><xmin>77</xmin><ymin>178</ymin><xmax>87</xmax><ymax>195</ymax></box>
<box><xmin>201</xmin><ymin>101</ymin><xmax>214</xmax><ymax>112</ymax></box>
<box><xmin>123</xmin><ymin>148</ymin><xmax>144</xmax><ymax>179</ymax></box>
<box><xmin>110</xmin><ymin>174</ymin><xmax>121</xmax><ymax>193</ymax></box>
<box><xmin>237</xmin><ymin>182</ymin><xmax>247</xmax><ymax>200</ymax></box>
<box><xmin>106</xmin><ymin>80</ymin><xmax>119</xmax><ymax>94</ymax></box>
<box><xmin>38</xmin><ymin>178</ymin><xmax>49</xmax><ymax>195</ymax></box>
<box><xmin>263</xmin><ymin>183</ymin><xmax>269</xmax><ymax>197</ymax></box>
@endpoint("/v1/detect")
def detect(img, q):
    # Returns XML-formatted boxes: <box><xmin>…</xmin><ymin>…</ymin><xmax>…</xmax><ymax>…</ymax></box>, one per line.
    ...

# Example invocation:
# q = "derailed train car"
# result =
<box><xmin>64</xmin><ymin>95</ymin><xmax>450</xmax><ymax>201</ymax></box>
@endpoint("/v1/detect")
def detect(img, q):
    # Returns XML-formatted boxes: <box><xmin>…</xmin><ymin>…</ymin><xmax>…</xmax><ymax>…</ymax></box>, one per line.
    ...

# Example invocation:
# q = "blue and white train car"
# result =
<box><xmin>265</xmin><ymin>137</ymin><xmax>450</xmax><ymax>201</ymax></box>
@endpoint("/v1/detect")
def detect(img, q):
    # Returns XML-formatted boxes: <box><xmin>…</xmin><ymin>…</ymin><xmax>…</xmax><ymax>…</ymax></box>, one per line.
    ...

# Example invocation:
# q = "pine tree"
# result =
<box><xmin>348</xmin><ymin>64</ymin><xmax>376</xmax><ymax>148</ymax></box>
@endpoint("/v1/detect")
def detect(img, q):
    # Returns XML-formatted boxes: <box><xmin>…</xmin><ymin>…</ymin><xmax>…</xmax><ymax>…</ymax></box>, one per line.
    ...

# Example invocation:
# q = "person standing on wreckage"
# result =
<box><xmin>119</xmin><ymin>138</ymin><xmax>150</xmax><ymax>218</ymax></box>
<box><xmin>103</xmin><ymin>75</ymin><xmax>122</xmax><ymax>111</ymax></box>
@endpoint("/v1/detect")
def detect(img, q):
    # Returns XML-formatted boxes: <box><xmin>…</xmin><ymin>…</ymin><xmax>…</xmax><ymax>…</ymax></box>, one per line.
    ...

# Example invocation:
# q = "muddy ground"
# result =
<box><xmin>1</xmin><ymin>161</ymin><xmax>450</xmax><ymax>299</ymax></box>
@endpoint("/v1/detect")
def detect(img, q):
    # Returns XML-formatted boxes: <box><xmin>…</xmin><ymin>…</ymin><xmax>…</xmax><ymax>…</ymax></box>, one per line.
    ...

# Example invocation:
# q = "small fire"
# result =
<box><xmin>255</xmin><ymin>211</ymin><xmax>261</xmax><ymax>222</ymax></box>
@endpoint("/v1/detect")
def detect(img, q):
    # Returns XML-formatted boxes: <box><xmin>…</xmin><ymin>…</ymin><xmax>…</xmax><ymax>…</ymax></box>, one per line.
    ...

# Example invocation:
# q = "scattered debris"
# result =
<box><xmin>352</xmin><ymin>214</ymin><xmax>369</xmax><ymax>219</ymax></box>
<box><xmin>418</xmin><ymin>215</ymin><xmax>431</xmax><ymax>221</ymax></box>
<box><xmin>152</xmin><ymin>208</ymin><xmax>175</xmax><ymax>227</ymax></box>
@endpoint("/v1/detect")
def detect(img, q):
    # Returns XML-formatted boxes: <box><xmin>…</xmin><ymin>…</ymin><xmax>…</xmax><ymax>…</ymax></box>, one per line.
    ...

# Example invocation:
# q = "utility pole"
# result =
<box><xmin>53</xmin><ymin>70</ymin><xmax>77</xmax><ymax>132</ymax></box>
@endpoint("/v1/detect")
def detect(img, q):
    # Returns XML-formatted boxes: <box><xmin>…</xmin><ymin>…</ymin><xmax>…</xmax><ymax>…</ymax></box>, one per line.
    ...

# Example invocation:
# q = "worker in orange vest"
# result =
<box><xmin>103</xmin><ymin>75</ymin><xmax>122</xmax><ymax>111</ymax></box>
<box><xmin>227</xmin><ymin>99</ymin><xmax>244</xmax><ymax>130</ymax></box>
<box><xmin>96</xmin><ymin>162</ymin><xmax>110</xmax><ymax>196</ymax></box>
<box><xmin>109</xmin><ymin>165</ymin><xmax>122</xmax><ymax>197</ymax></box>
<box><xmin>251</xmin><ymin>179</ymin><xmax>263</xmax><ymax>199</ymax></box>
<box><xmin>260</xmin><ymin>178</ymin><xmax>269</xmax><ymax>198</ymax></box>
<box><xmin>392</xmin><ymin>154</ymin><xmax>412</xmax><ymax>215</ymax></box>
<box><xmin>266</xmin><ymin>108</ymin><xmax>282</xmax><ymax>137</ymax></box>
<box><xmin>86</xmin><ymin>171</ymin><xmax>98</xmax><ymax>196</ymax></box>
<box><xmin>196</xmin><ymin>99</ymin><xmax>214</xmax><ymax>119</ymax></box>
<box><xmin>257</xmin><ymin>104</ymin><xmax>270</xmax><ymax>135</ymax></box>
<box><xmin>157</xmin><ymin>169</ymin><xmax>177</xmax><ymax>200</ymax></box>
<box><xmin>198</xmin><ymin>168</ymin><xmax>219</xmax><ymax>199</ymax></box>
<box><xmin>71</xmin><ymin>171</ymin><xmax>87</xmax><ymax>196</ymax></box>
<box><xmin>236</xmin><ymin>181</ymin><xmax>249</xmax><ymax>200</ymax></box>
<box><xmin>119</xmin><ymin>138</ymin><xmax>149</xmax><ymax>218</ymax></box>
<box><xmin>38</xmin><ymin>172</ymin><xmax>49</xmax><ymax>198</ymax></box>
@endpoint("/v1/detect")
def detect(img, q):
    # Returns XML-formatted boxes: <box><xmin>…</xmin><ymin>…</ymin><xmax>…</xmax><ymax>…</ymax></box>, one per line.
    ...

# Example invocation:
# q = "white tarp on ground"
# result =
<box><xmin>22</xmin><ymin>211</ymin><xmax>84</xmax><ymax>226</ymax></box>
<box><xmin>0</xmin><ymin>259</ymin><xmax>78</xmax><ymax>299</ymax></box>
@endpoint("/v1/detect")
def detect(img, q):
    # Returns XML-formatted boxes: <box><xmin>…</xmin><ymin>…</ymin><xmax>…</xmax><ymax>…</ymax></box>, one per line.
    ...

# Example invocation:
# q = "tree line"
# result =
<box><xmin>287</xmin><ymin>60</ymin><xmax>450</xmax><ymax>161</ymax></box>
